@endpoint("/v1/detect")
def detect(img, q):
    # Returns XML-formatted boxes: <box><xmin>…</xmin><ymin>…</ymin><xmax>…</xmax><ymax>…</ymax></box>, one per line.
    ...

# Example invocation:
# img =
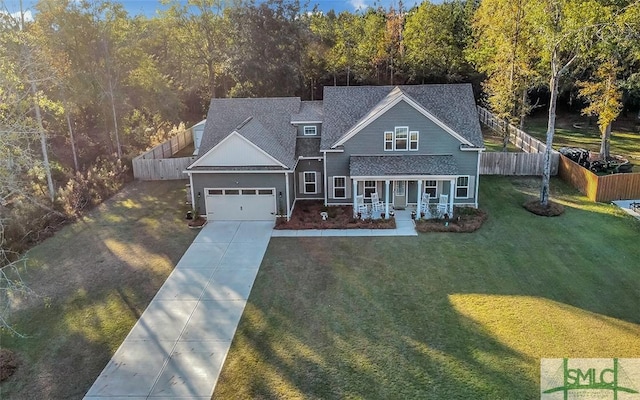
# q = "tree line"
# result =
<box><xmin>1</xmin><ymin>0</ymin><xmax>639</xmax><ymax>324</ymax></box>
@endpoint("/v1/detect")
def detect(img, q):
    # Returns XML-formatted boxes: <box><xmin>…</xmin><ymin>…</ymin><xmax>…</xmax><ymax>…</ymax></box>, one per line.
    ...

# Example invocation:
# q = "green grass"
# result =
<box><xmin>523</xmin><ymin>114</ymin><xmax>640</xmax><ymax>169</ymax></box>
<box><xmin>0</xmin><ymin>180</ymin><xmax>197</xmax><ymax>399</ymax></box>
<box><xmin>482</xmin><ymin>127</ymin><xmax>520</xmax><ymax>152</ymax></box>
<box><xmin>214</xmin><ymin>176</ymin><xmax>640</xmax><ymax>399</ymax></box>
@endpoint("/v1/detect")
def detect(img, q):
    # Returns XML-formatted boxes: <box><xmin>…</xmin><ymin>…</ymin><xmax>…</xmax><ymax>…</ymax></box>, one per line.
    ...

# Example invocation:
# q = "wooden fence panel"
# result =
<box><xmin>478</xmin><ymin>106</ymin><xmax>548</xmax><ymax>154</ymax></box>
<box><xmin>132</xmin><ymin>157</ymin><xmax>197</xmax><ymax>180</ymax></box>
<box><xmin>480</xmin><ymin>152</ymin><xmax>558</xmax><ymax>176</ymax></box>
<box><xmin>557</xmin><ymin>155</ymin><xmax>599</xmax><ymax>200</ymax></box>
<box><xmin>557</xmin><ymin>154</ymin><xmax>640</xmax><ymax>201</ymax></box>
<box><xmin>132</xmin><ymin>128</ymin><xmax>196</xmax><ymax>180</ymax></box>
<box><xmin>596</xmin><ymin>172</ymin><xmax>640</xmax><ymax>202</ymax></box>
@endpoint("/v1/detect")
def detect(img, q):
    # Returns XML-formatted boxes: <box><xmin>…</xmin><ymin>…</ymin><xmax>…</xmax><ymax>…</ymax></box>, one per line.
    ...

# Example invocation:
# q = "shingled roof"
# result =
<box><xmin>291</xmin><ymin>100</ymin><xmax>323</xmax><ymax>123</ymax></box>
<box><xmin>350</xmin><ymin>155</ymin><xmax>459</xmax><ymax>177</ymax></box>
<box><xmin>196</xmin><ymin>97</ymin><xmax>301</xmax><ymax>169</ymax></box>
<box><xmin>321</xmin><ymin>84</ymin><xmax>483</xmax><ymax>150</ymax></box>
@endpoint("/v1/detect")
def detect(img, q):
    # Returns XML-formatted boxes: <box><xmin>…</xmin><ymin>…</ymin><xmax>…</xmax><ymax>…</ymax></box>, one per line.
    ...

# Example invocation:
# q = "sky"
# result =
<box><xmin>3</xmin><ymin>0</ymin><xmax>425</xmax><ymax>19</ymax></box>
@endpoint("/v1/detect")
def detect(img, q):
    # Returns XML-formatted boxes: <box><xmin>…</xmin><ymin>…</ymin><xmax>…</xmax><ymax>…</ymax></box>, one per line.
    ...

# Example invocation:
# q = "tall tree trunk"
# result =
<box><xmin>502</xmin><ymin>118</ymin><xmax>510</xmax><ymax>152</ymax></box>
<box><xmin>64</xmin><ymin>99</ymin><xmax>79</xmax><ymax>172</ymax></box>
<box><xmin>108</xmin><ymin>78</ymin><xmax>122</xmax><ymax>159</ymax></box>
<box><xmin>30</xmin><ymin>80</ymin><xmax>55</xmax><ymax>202</ymax></box>
<box><xmin>540</xmin><ymin>70</ymin><xmax>560</xmax><ymax>207</ymax></box>
<box><xmin>600</xmin><ymin>122</ymin><xmax>611</xmax><ymax>159</ymax></box>
<box><xmin>519</xmin><ymin>88</ymin><xmax>528</xmax><ymax>130</ymax></box>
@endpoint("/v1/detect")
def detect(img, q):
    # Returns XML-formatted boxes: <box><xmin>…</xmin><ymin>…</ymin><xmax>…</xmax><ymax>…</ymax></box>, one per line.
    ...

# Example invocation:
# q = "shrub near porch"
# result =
<box><xmin>214</xmin><ymin>176</ymin><xmax>640</xmax><ymax>399</ymax></box>
<box><xmin>276</xmin><ymin>200</ymin><xmax>396</xmax><ymax>229</ymax></box>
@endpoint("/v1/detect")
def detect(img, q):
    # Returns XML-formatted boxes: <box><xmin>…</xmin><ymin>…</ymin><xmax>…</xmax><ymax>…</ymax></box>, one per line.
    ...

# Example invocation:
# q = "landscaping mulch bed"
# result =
<box><xmin>523</xmin><ymin>199</ymin><xmax>565</xmax><ymax>217</ymax></box>
<box><xmin>275</xmin><ymin>200</ymin><xmax>396</xmax><ymax>229</ymax></box>
<box><xmin>415</xmin><ymin>206</ymin><xmax>487</xmax><ymax>233</ymax></box>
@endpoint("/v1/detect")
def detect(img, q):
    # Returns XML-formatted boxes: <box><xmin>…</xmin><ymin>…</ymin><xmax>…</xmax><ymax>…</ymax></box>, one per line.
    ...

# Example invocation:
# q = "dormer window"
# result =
<box><xmin>384</xmin><ymin>126</ymin><xmax>418</xmax><ymax>151</ymax></box>
<box><xmin>303</xmin><ymin>126</ymin><xmax>317</xmax><ymax>136</ymax></box>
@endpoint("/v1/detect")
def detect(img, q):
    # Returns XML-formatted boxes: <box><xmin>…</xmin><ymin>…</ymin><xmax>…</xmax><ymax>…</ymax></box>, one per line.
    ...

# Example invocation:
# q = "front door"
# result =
<box><xmin>393</xmin><ymin>180</ymin><xmax>407</xmax><ymax>209</ymax></box>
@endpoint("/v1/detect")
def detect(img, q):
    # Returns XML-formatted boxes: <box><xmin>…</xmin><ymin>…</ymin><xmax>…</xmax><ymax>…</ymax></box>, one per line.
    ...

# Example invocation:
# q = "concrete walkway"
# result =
<box><xmin>612</xmin><ymin>199</ymin><xmax>640</xmax><ymax>220</ymax></box>
<box><xmin>84</xmin><ymin>221</ymin><xmax>273</xmax><ymax>399</ymax></box>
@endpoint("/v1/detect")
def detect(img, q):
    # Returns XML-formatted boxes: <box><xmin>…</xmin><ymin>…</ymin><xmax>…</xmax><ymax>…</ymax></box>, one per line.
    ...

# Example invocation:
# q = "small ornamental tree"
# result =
<box><xmin>578</xmin><ymin>61</ymin><xmax>623</xmax><ymax>160</ymax></box>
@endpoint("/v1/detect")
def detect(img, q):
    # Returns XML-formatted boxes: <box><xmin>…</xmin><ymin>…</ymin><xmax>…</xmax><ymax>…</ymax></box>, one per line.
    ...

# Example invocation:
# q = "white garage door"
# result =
<box><xmin>205</xmin><ymin>188</ymin><xmax>276</xmax><ymax>221</ymax></box>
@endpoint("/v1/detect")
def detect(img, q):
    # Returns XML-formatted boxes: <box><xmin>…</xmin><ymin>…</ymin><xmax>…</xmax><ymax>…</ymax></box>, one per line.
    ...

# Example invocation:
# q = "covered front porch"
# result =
<box><xmin>349</xmin><ymin>154</ymin><xmax>460</xmax><ymax>219</ymax></box>
<box><xmin>351</xmin><ymin>178</ymin><xmax>456</xmax><ymax>219</ymax></box>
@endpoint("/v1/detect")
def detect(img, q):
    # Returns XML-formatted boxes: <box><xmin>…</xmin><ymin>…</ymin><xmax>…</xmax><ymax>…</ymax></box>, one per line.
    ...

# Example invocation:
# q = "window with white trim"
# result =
<box><xmin>333</xmin><ymin>176</ymin><xmax>346</xmax><ymax>198</ymax></box>
<box><xmin>303</xmin><ymin>126</ymin><xmax>317</xmax><ymax>136</ymax></box>
<box><xmin>395</xmin><ymin>127</ymin><xmax>408</xmax><ymax>150</ymax></box>
<box><xmin>304</xmin><ymin>171</ymin><xmax>317</xmax><ymax>194</ymax></box>
<box><xmin>456</xmin><ymin>176</ymin><xmax>469</xmax><ymax>198</ymax></box>
<box><xmin>384</xmin><ymin>131</ymin><xmax>393</xmax><ymax>151</ymax></box>
<box><xmin>424</xmin><ymin>180</ymin><xmax>437</xmax><ymax>197</ymax></box>
<box><xmin>409</xmin><ymin>131</ymin><xmax>419</xmax><ymax>150</ymax></box>
<box><xmin>364</xmin><ymin>180</ymin><xmax>376</xmax><ymax>199</ymax></box>
<box><xmin>384</xmin><ymin>127</ymin><xmax>417</xmax><ymax>151</ymax></box>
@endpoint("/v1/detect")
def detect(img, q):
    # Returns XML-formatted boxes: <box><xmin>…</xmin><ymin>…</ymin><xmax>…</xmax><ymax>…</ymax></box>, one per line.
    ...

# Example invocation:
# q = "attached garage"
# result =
<box><xmin>205</xmin><ymin>188</ymin><xmax>276</xmax><ymax>221</ymax></box>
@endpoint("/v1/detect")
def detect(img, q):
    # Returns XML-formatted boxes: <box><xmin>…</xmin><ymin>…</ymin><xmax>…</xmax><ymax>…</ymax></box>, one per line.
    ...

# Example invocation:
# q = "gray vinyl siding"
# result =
<box><xmin>325</xmin><ymin>152</ymin><xmax>351</xmax><ymax>204</ymax></box>
<box><xmin>296</xmin><ymin>124</ymin><xmax>321</xmax><ymax>137</ymax></box>
<box><xmin>294</xmin><ymin>159</ymin><xmax>324</xmax><ymax>199</ymax></box>
<box><xmin>342</xmin><ymin>101</ymin><xmax>478</xmax><ymax>176</ymax></box>
<box><xmin>325</xmin><ymin>100</ymin><xmax>480</xmax><ymax>206</ymax></box>
<box><xmin>191</xmin><ymin>172</ymin><xmax>288</xmax><ymax>215</ymax></box>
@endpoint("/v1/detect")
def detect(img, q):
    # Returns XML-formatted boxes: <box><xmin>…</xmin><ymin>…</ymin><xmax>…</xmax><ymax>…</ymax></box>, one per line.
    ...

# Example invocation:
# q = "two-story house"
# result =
<box><xmin>185</xmin><ymin>84</ymin><xmax>484</xmax><ymax>222</ymax></box>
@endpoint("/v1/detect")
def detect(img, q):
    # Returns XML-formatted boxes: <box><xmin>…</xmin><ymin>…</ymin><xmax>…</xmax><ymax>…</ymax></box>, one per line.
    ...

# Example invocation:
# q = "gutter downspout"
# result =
<box><xmin>475</xmin><ymin>150</ymin><xmax>483</xmax><ymax>208</ymax></box>
<box><xmin>188</xmin><ymin>172</ymin><xmax>195</xmax><ymax>210</ymax></box>
<box><xmin>285</xmin><ymin>172</ymin><xmax>291</xmax><ymax>221</ymax></box>
<box><xmin>323</xmin><ymin>151</ymin><xmax>328</xmax><ymax>206</ymax></box>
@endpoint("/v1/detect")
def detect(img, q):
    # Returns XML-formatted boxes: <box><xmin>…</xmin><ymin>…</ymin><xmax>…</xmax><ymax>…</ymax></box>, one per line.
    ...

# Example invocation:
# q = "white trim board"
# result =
<box><xmin>188</xmin><ymin>131</ymin><xmax>287</xmax><ymax>169</ymax></box>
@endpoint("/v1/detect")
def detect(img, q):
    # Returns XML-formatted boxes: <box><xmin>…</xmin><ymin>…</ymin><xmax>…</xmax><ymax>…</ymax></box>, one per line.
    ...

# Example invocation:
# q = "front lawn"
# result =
<box><xmin>0</xmin><ymin>180</ymin><xmax>196</xmax><ymax>399</ymax></box>
<box><xmin>214</xmin><ymin>176</ymin><xmax>640</xmax><ymax>399</ymax></box>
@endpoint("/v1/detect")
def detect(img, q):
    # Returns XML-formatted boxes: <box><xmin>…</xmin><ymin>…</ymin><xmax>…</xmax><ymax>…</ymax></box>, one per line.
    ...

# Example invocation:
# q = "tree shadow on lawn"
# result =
<box><xmin>215</xmin><ymin>237</ymin><xmax>539</xmax><ymax>399</ymax></box>
<box><xmin>1</xmin><ymin>180</ymin><xmax>197</xmax><ymax>399</ymax></box>
<box><xmin>1</xmin><ymin>330</ymin><xmax>113</xmax><ymax>399</ymax></box>
<box><xmin>215</xmin><ymin>177</ymin><xmax>640</xmax><ymax>399</ymax></box>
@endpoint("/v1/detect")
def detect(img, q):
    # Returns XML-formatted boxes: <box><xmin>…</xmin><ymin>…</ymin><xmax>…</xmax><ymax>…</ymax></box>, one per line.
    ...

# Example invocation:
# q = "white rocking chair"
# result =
<box><xmin>420</xmin><ymin>192</ymin><xmax>431</xmax><ymax>218</ymax></box>
<box><xmin>437</xmin><ymin>194</ymin><xmax>449</xmax><ymax>217</ymax></box>
<box><xmin>371</xmin><ymin>192</ymin><xmax>384</xmax><ymax>212</ymax></box>
<box><xmin>355</xmin><ymin>195</ymin><xmax>368</xmax><ymax>219</ymax></box>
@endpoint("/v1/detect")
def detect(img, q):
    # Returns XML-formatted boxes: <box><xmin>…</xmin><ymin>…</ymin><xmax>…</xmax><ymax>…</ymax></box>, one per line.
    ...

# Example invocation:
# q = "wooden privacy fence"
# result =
<box><xmin>132</xmin><ymin>128</ymin><xmax>196</xmax><ymax>180</ymax></box>
<box><xmin>477</xmin><ymin>106</ymin><xmax>549</xmax><ymax>153</ymax></box>
<box><xmin>558</xmin><ymin>155</ymin><xmax>640</xmax><ymax>202</ymax></box>
<box><xmin>477</xmin><ymin>106</ymin><xmax>559</xmax><ymax>176</ymax></box>
<box><xmin>480</xmin><ymin>152</ymin><xmax>559</xmax><ymax>176</ymax></box>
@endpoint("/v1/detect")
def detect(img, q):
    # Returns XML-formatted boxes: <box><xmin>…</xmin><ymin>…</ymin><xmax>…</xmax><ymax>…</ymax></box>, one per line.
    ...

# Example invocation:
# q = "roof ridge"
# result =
<box><xmin>235</xmin><ymin>116</ymin><xmax>253</xmax><ymax>131</ymax></box>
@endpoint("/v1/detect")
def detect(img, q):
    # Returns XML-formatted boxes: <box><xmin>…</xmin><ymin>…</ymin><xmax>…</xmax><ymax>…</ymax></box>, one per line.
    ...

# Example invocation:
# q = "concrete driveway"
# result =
<box><xmin>84</xmin><ymin>221</ymin><xmax>273</xmax><ymax>399</ymax></box>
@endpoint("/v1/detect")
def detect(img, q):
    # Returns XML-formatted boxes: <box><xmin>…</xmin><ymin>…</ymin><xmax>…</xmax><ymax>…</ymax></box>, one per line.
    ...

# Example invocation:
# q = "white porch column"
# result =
<box><xmin>384</xmin><ymin>180</ymin><xmax>390</xmax><ymax>219</ymax></box>
<box><xmin>416</xmin><ymin>179</ymin><xmax>422</xmax><ymax>219</ymax></box>
<box><xmin>449</xmin><ymin>178</ymin><xmax>455</xmax><ymax>217</ymax></box>
<box><xmin>353</xmin><ymin>179</ymin><xmax>358</xmax><ymax>217</ymax></box>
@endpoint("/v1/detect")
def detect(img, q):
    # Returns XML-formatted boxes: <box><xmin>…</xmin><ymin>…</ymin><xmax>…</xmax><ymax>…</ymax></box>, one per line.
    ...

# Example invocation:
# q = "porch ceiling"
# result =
<box><xmin>349</xmin><ymin>155</ymin><xmax>458</xmax><ymax>177</ymax></box>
